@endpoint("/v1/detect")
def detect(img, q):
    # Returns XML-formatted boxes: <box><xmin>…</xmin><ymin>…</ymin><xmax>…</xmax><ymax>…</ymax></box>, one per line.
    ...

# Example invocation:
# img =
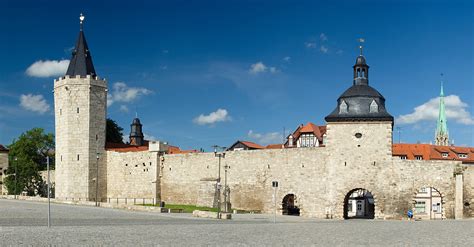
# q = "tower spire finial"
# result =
<box><xmin>358</xmin><ymin>38</ymin><xmax>365</xmax><ymax>55</ymax></box>
<box><xmin>440</xmin><ymin>73</ymin><xmax>444</xmax><ymax>96</ymax></box>
<box><xmin>79</xmin><ymin>13</ymin><xmax>85</xmax><ymax>31</ymax></box>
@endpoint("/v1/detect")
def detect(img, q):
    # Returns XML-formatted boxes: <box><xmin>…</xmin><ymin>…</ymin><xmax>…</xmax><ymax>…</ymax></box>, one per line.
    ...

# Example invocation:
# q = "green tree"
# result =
<box><xmin>106</xmin><ymin>118</ymin><xmax>124</xmax><ymax>143</ymax></box>
<box><xmin>4</xmin><ymin>128</ymin><xmax>54</xmax><ymax>196</ymax></box>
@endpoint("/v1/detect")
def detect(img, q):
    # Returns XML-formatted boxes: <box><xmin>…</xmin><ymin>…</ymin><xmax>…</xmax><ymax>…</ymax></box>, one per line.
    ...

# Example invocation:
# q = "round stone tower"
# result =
<box><xmin>54</xmin><ymin>14</ymin><xmax>107</xmax><ymax>201</ymax></box>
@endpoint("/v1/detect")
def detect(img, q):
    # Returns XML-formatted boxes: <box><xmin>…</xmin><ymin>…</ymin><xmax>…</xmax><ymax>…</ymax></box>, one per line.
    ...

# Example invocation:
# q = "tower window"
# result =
<box><xmin>370</xmin><ymin>100</ymin><xmax>378</xmax><ymax>113</ymax></box>
<box><xmin>339</xmin><ymin>100</ymin><xmax>348</xmax><ymax>114</ymax></box>
<box><xmin>77</xmin><ymin>107</ymin><xmax>80</xmax><ymax>113</ymax></box>
<box><xmin>60</xmin><ymin>109</ymin><xmax>62</xmax><ymax>115</ymax></box>
<box><xmin>77</xmin><ymin>154</ymin><xmax>80</xmax><ymax>161</ymax></box>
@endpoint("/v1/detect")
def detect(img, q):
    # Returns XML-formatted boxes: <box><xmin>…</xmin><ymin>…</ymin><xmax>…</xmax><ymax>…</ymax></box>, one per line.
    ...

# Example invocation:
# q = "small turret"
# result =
<box><xmin>129</xmin><ymin>117</ymin><xmax>144</xmax><ymax>146</ymax></box>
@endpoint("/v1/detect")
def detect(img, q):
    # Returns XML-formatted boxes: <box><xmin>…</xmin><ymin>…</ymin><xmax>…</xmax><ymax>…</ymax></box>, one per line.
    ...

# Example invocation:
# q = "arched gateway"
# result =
<box><xmin>343</xmin><ymin>188</ymin><xmax>375</xmax><ymax>219</ymax></box>
<box><xmin>282</xmin><ymin>194</ymin><xmax>300</xmax><ymax>216</ymax></box>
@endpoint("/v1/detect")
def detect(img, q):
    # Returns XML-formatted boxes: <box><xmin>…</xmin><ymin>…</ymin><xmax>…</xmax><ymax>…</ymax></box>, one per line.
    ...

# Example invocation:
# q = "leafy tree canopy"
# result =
<box><xmin>106</xmin><ymin>118</ymin><xmax>124</xmax><ymax>144</ymax></box>
<box><xmin>4</xmin><ymin>128</ymin><xmax>54</xmax><ymax>196</ymax></box>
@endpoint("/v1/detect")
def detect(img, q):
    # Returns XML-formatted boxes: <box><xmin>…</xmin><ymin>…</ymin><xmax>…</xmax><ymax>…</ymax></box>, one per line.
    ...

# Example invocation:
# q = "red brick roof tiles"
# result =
<box><xmin>239</xmin><ymin>141</ymin><xmax>264</xmax><ymax>149</ymax></box>
<box><xmin>105</xmin><ymin>141</ymin><xmax>149</xmax><ymax>152</ymax></box>
<box><xmin>265</xmin><ymin>144</ymin><xmax>284</xmax><ymax>149</ymax></box>
<box><xmin>392</xmin><ymin>143</ymin><xmax>474</xmax><ymax>164</ymax></box>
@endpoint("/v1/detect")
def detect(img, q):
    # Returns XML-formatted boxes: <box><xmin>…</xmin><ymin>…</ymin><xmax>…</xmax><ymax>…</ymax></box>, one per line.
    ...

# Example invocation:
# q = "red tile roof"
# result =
<box><xmin>265</xmin><ymin>144</ymin><xmax>284</xmax><ymax>149</ymax></box>
<box><xmin>392</xmin><ymin>143</ymin><xmax>474</xmax><ymax>163</ymax></box>
<box><xmin>0</xmin><ymin>144</ymin><xmax>9</xmax><ymax>152</ymax></box>
<box><xmin>287</xmin><ymin>122</ymin><xmax>327</xmax><ymax>145</ymax></box>
<box><xmin>167</xmin><ymin>145</ymin><xmax>199</xmax><ymax>154</ymax></box>
<box><xmin>240</xmin><ymin>141</ymin><xmax>264</xmax><ymax>149</ymax></box>
<box><xmin>105</xmin><ymin>141</ymin><xmax>149</xmax><ymax>152</ymax></box>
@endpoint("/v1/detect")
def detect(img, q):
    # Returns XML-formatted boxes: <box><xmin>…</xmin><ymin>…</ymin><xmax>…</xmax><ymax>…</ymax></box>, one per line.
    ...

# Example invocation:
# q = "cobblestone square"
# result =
<box><xmin>0</xmin><ymin>199</ymin><xmax>472</xmax><ymax>246</ymax></box>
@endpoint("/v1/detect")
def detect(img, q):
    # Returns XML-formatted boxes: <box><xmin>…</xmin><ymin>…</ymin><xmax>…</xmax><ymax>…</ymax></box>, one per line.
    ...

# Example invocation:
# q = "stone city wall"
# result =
<box><xmin>106</xmin><ymin>150</ymin><xmax>159</xmax><ymax>201</ymax></box>
<box><xmin>463</xmin><ymin>165</ymin><xmax>474</xmax><ymax>218</ymax></box>
<box><xmin>161</xmin><ymin>146</ymin><xmax>465</xmax><ymax>219</ymax></box>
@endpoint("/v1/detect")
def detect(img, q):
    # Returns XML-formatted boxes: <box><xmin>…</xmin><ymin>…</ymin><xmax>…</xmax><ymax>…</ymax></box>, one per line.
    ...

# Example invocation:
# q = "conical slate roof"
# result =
<box><xmin>65</xmin><ymin>30</ymin><xmax>97</xmax><ymax>77</ymax></box>
<box><xmin>325</xmin><ymin>54</ymin><xmax>393</xmax><ymax>122</ymax></box>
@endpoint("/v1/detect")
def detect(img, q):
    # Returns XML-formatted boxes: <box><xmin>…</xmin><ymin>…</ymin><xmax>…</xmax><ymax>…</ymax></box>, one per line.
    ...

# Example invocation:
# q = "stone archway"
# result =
<box><xmin>413</xmin><ymin>187</ymin><xmax>444</xmax><ymax>220</ymax></box>
<box><xmin>282</xmin><ymin>194</ymin><xmax>300</xmax><ymax>216</ymax></box>
<box><xmin>343</xmin><ymin>188</ymin><xmax>375</xmax><ymax>219</ymax></box>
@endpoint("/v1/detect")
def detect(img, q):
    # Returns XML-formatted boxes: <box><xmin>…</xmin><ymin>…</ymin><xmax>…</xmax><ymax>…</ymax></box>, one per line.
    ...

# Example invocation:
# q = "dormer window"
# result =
<box><xmin>459</xmin><ymin>153</ymin><xmax>468</xmax><ymax>159</ymax></box>
<box><xmin>300</xmin><ymin>133</ymin><xmax>316</xmax><ymax>147</ymax></box>
<box><xmin>339</xmin><ymin>100</ymin><xmax>348</xmax><ymax>114</ymax></box>
<box><xmin>369</xmin><ymin>100</ymin><xmax>378</xmax><ymax>113</ymax></box>
<box><xmin>441</xmin><ymin>153</ymin><xmax>448</xmax><ymax>158</ymax></box>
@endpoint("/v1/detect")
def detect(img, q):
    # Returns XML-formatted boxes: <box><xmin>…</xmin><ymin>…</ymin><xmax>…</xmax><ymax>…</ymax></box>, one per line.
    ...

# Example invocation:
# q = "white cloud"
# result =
<box><xmin>249</xmin><ymin>62</ymin><xmax>267</xmax><ymax>74</ymax></box>
<box><xmin>305</xmin><ymin>42</ymin><xmax>317</xmax><ymax>48</ymax></box>
<box><xmin>320</xmin><ymin>33</ymin><xmax>328</xmax><ymax>41</ymax></box>
<box><xmin>193</xmin><ymin>108</ymin><xmax>231</xmax><ymax>126</ymax></box>
<box><xmin>248</xmin><ymin>130</ymin><xmax>282</xmax><ymax>145</ymax></box>
<box><xmin>249</xmin><ymin>62</ymin><xmax>277</xmax><ymax>74</ymax></box>
<box><xmin>320</xmin><ymin>45</ymin><xmax>329</xmax><ymax>54</ymax></box>
<box><xmin>397</xmin><ymin>95</ymin><xmax>474</xmax><ymax>125</ymax></box>
<box><xmin>19</xmin><ymin>94</ymin><xmax>50</xmax><ymax>114</ymax></box>
<box><xmin>283</xmin><ymin>56</ymin><xmax>291</xmax><ymax>62</ymax></box>
<box><xmin>107</xmin><ymin>82</ymin><xmax>153</xmax><ymax>107</ymax></box>
<box><xmin>26</xmin><ymin>60</ymin><xmax>69</xmax><ymax>78</ymax></box>
<box><xmin>119</xmin><ymin>105</ymin><xmax>129</xmax><ymax>113</ymax></box>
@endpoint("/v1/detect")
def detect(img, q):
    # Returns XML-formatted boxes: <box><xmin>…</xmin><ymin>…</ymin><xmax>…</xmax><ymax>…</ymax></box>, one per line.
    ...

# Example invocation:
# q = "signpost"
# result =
<box><xmin>47</xmin><ymin>156</ymin><xmax>51</xmax><ymax>228</ymax></box>
<box><xmin>272</xmin><ymin>181</ymin><xmax>278</xmax><ymax>224</ymax></box>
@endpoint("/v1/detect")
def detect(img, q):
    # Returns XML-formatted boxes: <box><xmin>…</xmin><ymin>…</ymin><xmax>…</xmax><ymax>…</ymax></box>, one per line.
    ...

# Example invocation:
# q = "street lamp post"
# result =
<box><xmin>95</xmin><ymin>152</ymin><xmax>99</xmax><ymax>207</ymax></box>
<box><xmin>213</xmin><ymin>145</ymin><xmax>226</xmax><ymax>219</ymax></box>
<box><xmin>14</xmin><ymin>157</ymin><xmax>18</xmax><ymax>199</ymax></box>
<box><xmin>47</xmin><ymin>156</ymin><xmax>51</xmax><ymax>228</ymax></box>
<box><xmin>224</xmin><ymin>164</ymin><xmax>230</xmax><ymax>213</ymax></box>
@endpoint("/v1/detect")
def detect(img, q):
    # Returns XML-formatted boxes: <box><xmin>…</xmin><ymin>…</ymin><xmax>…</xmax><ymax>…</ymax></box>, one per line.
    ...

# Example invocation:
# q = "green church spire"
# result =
<box><xmin>435</xmin><ymin>76</ymin><xmax>449</xmax><ymax>146</ymax></box>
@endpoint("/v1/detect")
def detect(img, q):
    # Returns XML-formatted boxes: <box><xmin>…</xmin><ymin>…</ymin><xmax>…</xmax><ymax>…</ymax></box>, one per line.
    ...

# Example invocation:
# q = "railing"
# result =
<box><xmin>62</xmin><ymin>197</ymin><xmax>159</xmax><ymax>205</ymax></box>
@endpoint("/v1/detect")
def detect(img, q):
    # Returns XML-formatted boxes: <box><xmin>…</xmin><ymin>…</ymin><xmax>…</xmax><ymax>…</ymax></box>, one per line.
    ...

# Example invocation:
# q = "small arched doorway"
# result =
<box><xmin>343</xmin><ymin>188</ymin><xmax>375</xmax><ymax>219</ymax></box>
<box><xmin>413</xmin><ymin>187</ymin><xmax>443</xmax><ymax>220</ymax></box>
<box><xmin>282</xmin><ymin>194</ymin><xmax>300</xmax><ymax>216</ymax></box>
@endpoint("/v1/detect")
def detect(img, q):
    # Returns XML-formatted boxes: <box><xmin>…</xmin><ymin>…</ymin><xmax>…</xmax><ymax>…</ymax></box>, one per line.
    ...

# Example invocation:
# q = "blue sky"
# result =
<box><xmin>1</xmin><ymin>0</ymin><xmax>473</xmax><ymax>150</ymax></box>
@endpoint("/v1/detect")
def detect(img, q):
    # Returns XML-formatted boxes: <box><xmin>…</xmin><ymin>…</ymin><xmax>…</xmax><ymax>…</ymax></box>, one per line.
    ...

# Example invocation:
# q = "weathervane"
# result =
<box><xmin>358</xmin><ymin>38</ymin><xmax>365</xmax><ymax>55</ymax></box>
<box><xmin>79</xmin><ymin>13</ymin><xmax>85</xmax><ymax>31</ymax></box>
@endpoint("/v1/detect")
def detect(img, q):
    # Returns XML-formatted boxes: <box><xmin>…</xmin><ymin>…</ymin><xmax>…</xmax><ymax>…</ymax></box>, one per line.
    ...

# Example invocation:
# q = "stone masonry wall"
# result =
<box><xmin>54</xmin><ymin>75</ymin><xmax>107</xmax><ymax>201</ymax></box>
<box><xmin>0</xmin><ymin>152</ymin><xmax>8</xmax><ymax>195</ymax></box>
<box><xmin>161</xmin><ymin>143</ymin><xmax>465</xmax><ymax>219</ymax></box>
<box><xmin>106</xmin><ymin>150</ymin><xmax>159</xmax><ymax>200</ymax></box>
<box><xmin>463</xmin><ymin>165</ymin><xmax>474</xmax><ymax>217</ymax></box>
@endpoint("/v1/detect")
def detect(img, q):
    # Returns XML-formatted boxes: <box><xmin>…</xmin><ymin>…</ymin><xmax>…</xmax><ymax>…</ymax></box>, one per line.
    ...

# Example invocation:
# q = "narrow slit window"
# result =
<box><xmin>77</xmin><ymin>154</ymin><xmax>80</xmax><ymax>161</ymax></box>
